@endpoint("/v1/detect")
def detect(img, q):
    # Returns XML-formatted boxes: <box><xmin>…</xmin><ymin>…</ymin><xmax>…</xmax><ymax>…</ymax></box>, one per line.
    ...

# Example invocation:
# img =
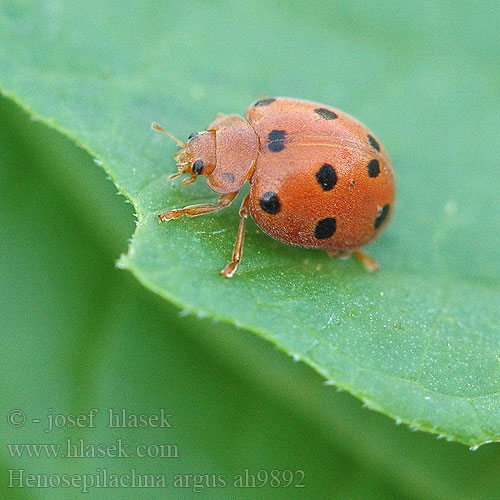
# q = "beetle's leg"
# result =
<box><xmin>158</xmin><ymin>192</ymin><xmax>238</xmax><ymax>221</ymax></box>
<box><xmin>221</xmin><ymin>192</ymin><xmax>250</xmax><ymax>278</ymax></box>
<box><xmin>353</xmin><ymin>249</ymin><xmax>379</xmax><ymax>272</ymax></box>
<box><xmin>326</xmin><ymin>248</ymin><xmax>379</xmax><ymax>272</ymax></box>
<box><xmin>325</xmin><ymin>249</ymin><xmax>351</xmax><ymax>259</ymax></box>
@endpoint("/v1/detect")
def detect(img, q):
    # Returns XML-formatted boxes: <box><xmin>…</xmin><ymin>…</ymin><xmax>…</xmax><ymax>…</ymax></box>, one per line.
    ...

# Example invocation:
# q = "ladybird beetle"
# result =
<box><xmin>153</xmin><ymin>97</ymin><xmax>395</xmax><ymax>277</ymax></box>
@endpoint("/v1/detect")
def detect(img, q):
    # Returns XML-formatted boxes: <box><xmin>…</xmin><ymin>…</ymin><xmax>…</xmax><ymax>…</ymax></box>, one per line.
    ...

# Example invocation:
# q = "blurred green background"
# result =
<box><xmin>1</xmin><ymin>0</ymin><xmax>500</xmax><ymax>498</ymax></box>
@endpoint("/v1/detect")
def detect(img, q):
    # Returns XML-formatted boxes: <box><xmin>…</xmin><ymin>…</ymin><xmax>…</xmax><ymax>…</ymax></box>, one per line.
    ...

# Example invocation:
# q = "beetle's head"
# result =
<box><xmin>152</xmin><ymin>123</ymin><xmax>216</xmax><ymax>185</ymax></box>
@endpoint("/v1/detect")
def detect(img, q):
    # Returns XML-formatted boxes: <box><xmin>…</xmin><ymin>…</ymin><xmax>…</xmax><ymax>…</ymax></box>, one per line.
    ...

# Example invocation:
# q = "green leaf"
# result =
<box><xmin>3</xmin><ymin>97</ymin><xmax>500</xmax><ymax>500</ymax></box>
<box><xmin>1</xmin><ymin>0</ymin><xmax>499</xmax><ymax>447</ymax></box>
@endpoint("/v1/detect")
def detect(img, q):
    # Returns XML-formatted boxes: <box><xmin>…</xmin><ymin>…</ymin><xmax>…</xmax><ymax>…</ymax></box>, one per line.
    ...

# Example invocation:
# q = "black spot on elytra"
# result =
<box><xmin>254</xmin><ymin>98</ymin><xmax>276</xmax><ymax>107</ymax></box>
<box><xmin>259</xmin><ymin>191</ymin><xmax>280</xmax><ymax>214</ymax></box>
<box><xmin>268</xmin><ymin>142</ymin><xmax>285</xmax><ymax>152</ymax></box>
<box><xmin>192</xmin><ymin>160</ymin><xmax>204</xmax><ymax>175</ymax></box>
<box><xmin>314</xmin><ymin>217</ymin><xmax>336</xmax><ymax>239</ymax></box>
<box><xmin>268</xmin><ymin>130</ymin><xmax>285</xmax><ymax>141</ymax></box>
<box><xmin>374</xmin><ymin>204</ymin><xmax>390</xmax><ymax>229</ymax></box>
<box><xmin>222</xmin><ymin>172</ymin><xmax>235</xmax><ymax>183</ymax></box>
<box><xmin>267</xmin><ymin>130</ymin><xmax>286</xmax><ymax>152</ymax></box>
<box><xmin>315</xmin><ymin>164</ymin><xmax>337</xmax><ymax>191</ymax></box>
<box><xmin>367</xmin><ymin>159</ymin><xmax>380</xmax><ymax>178</ymax></box>
<box><xmin>367</xmin><ymin>134</ymin><xmax>380</xmax><ymax>151</ymax></box>
<box><xmin>188</xmin><ymin>132</ymin><xmax>198</xmax><ymax>140</ymax></box>
<box><xmin>314</xmin><ymin>108</ymin><xmax>338</xmax><ymax>120</ymax></box>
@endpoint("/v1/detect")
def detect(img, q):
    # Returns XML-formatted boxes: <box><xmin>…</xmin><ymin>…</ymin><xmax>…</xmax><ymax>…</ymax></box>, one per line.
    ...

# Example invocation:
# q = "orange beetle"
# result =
<box><xmin>153</xmin><ymin>97</ymin><xmax>395</xmax><ymax>277</ymax></box>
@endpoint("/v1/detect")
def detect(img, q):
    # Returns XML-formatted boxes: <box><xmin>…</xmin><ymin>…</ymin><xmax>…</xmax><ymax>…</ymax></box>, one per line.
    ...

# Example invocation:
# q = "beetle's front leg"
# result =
<box><xmin>158</xmin><ymin>192</ymin><xmax>238</xmax><ymax>221</ymax></box>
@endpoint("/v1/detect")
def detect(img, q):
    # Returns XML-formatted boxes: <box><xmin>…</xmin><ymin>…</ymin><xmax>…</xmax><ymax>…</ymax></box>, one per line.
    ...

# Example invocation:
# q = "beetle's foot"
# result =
<box><xmin>220</xmin><ymin>261</ymin><xmax>238</xmax><ymax>278</ymax></box>
<box><xmin>158</xmin><ymin>210</ymin><xmax>183</xmax><ymax>222</ymax></box>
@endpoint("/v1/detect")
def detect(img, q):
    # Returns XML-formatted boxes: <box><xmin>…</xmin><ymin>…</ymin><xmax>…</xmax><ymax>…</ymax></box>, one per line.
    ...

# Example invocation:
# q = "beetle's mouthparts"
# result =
<box><xmin>168</xmin><ymin>170</ymin><xmax>183</xmax><ymax>181</ymax></box>
<box><xmin>169</xmin><ymin>152</ymin><xmax>197</xmax><ymax>182</ymax></box>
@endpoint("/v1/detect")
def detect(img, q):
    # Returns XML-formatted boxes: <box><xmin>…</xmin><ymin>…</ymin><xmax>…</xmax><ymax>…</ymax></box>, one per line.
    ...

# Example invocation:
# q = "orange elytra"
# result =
<box><xmin>153</xmin><ymin>97</ymin><xmax>395</xmax><ymax>277</ymax></box>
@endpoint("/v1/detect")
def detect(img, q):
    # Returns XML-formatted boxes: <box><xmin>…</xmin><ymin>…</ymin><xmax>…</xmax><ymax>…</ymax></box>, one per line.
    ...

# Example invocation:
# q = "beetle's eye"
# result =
<box><xmin>192</xmin><ymin>160</ymin><xmax>204</xmax><ymax>175</ymax></box>
<box><xmin>188</xmin><ymin>132</ymin><xmax>198</xmax><ymax>140</ymax></box>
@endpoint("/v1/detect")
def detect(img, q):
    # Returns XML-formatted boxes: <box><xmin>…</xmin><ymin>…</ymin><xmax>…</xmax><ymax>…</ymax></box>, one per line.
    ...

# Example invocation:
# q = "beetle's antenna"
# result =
<box><xmin>151</xmin><ymin>122</ymin><xmax>186</xmax><ymax>148</ymax></box>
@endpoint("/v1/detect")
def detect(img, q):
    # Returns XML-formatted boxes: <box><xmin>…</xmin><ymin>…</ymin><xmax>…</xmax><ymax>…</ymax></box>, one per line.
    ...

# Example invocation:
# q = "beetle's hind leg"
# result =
<box><xmin>158</xmin><ymin>192</ymin><xmax>238</xmax><ymax>221</ymax></box>
<box><xmin>325</xmin><ymin>248</ymin><xmax>379</xmax><ymax>272</ymax></box>
<box><xmin>325</xmin><ymin>249</ymin><xmax>351</xmax><ymax>260</ymax></box>
<box><xmin>353</xmin><ymin>249</ymin><xmax>379</xmax><ymax>272</ymax></box>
